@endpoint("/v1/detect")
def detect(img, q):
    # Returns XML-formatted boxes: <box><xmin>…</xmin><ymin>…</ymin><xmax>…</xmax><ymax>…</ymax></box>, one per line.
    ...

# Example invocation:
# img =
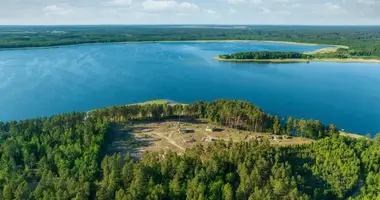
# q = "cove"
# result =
<box><xmin>0</xmin><ymin>41</ymin><xmax>379</xmax><ymax>135</ymax></box>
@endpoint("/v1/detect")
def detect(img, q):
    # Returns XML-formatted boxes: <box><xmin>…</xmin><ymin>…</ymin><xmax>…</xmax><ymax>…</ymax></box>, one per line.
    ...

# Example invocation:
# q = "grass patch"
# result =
<box><xmin>135</xmin><ymin>133</ymin><xmax>152</xmax><ymax>139</ymax></box>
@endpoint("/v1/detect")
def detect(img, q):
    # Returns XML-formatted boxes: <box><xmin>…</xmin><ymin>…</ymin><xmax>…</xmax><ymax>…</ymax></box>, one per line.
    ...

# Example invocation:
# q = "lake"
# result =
<box><xmin>0</xmin><ymin>41</ymin><xmax>379</xmax><ymax>134</ymax></box>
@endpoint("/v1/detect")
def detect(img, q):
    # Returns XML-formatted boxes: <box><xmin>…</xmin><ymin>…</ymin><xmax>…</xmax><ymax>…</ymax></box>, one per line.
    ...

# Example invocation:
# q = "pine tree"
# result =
<box><xmin>273</xmin><ymin>116</ymin><xmax>281</xmax><ymax>135</ymax></box>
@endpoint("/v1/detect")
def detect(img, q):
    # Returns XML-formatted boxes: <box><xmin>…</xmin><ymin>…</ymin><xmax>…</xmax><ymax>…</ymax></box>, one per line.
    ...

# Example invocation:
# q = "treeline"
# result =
<box><xmin>1</xmin><ymin>99</ymin><xmax>379</xmax><ymax>199</ymax></box>
<box><xmin>1</xmin><ymin>26</ymin><xmax>380</xmax><ymax>58</ymax></box>
<box><xmin>2</xmin><ymin>119</ymin><xmax>380</xmax><ymax>200</ymax></box>
<box><xmin>219</xmin><ymin>51</ymin><xmax>312</xmax><ymax>60</ymax></box>
<box><xmin>96</xmin><ymin>136</ymin><xmax>371</xmax><ymax>200</ymax></box>
<box><xmin>0</xmin><ymin>113</ymin><xmax>109</xmax><ymax>199</ymax></box>
<box><xmin>218</xmin><ymin>48</ymin><xmax>367</xmax><ymax>61</ymax></box>
<box><xmin>89</xmin><ymin>100</ymin><xmax>339</xmax><ymax>139</ymax></box>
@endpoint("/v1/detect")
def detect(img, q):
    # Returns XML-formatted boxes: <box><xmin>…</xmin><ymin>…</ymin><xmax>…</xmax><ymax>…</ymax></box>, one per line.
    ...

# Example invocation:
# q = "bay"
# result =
<box><xmin>0</xmin><ymin>41</ymin><xmax>379</xmax><ymax>134</ymax></box>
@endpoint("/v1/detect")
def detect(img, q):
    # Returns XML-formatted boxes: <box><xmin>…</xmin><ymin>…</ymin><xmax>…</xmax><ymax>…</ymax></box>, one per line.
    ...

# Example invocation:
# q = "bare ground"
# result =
<box><xmin>106</xmin><ymin>119</ymin><xmax>313</xmax><ymax>158</ymax></box>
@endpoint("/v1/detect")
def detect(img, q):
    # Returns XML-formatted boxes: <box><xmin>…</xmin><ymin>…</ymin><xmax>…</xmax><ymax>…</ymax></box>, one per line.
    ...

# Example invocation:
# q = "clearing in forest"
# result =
<box><xmin>106</xmin><ymin>119</ymin><xmax>313</xmax><ymax>158</ymax></box>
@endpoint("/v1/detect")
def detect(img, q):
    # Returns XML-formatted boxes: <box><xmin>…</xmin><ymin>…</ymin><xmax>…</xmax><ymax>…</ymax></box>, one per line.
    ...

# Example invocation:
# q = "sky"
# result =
<box><xmin>1</xmin><ymin>0</ymin><xmax>379</xmax><ymax>25</ymax></box>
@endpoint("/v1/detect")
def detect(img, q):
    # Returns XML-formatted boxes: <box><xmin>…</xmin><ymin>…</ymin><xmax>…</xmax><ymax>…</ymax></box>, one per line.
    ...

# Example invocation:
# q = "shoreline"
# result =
<box><xmin>0</xmin><ymin>39</ymin><xmax>347</xmax><ymax>51</ymax></box>
<box><xmin>340</xmin><ymin>131</ymin><xmax>369</xmax><ymax>139</ymax></box>
<box><xmin>4</xmin><ymin>39</ymin><xmax>377</xmax><ymax>63</ymax></box>
<box><xmin>214</xmin><ymin>57</ymin><xmax>380</xmax><ymax>64</ymax></box>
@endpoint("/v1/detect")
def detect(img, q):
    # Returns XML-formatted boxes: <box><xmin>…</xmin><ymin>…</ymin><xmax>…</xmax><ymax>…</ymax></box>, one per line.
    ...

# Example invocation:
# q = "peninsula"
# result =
<box><xmin>0</xmin><ymin>99</ymin><xmax>377</xmax><ymax>200</ymax></box>
<box><xmin>215</xmin><ymin>47</ymin><xmax>380</xmax><ymax>63</ymax></box>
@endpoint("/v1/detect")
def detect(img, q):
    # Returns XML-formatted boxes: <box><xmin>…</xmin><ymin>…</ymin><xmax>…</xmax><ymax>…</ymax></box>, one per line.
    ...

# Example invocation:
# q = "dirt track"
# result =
<box><xmin>152</xmin><ymin>131</ymin><xmax>186</xmax><ymax>151</ymax></box>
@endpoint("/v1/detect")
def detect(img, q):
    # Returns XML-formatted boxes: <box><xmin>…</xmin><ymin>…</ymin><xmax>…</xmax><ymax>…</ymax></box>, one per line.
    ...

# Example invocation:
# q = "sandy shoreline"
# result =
<box><xmin>305</xmin><ymin>46</ymin><xmax>348</xmax><ymax>54</ymax></box>
<box><xmin>214</xmin><ymin>57</ymin><xmax>380</xmax><ymax>64</ymax></box>
<box><xmin>340</xmin><ymin>131</ymin><xmax>369</xmax><ymax>139</ymax></box>
<box><xmin>0</xmin><ymin>39</ymin><xmax>347</xmax><ymax>51</ymax></box>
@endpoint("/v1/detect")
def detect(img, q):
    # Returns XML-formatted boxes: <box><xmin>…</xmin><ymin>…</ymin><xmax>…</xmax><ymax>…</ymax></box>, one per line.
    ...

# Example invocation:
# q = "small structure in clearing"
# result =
<box><xmin>141</xmin><ymin>128</ymin><xmax>153</xmax><ymax>133</ymax></box>
<box><xmin>272</xmin><ymin>135</ymin><xmax>282</xmax><ymax>141</ymax></box>
<box><xmin>181</xmin><ymin>135</ymin><xmax>196</xmax><ymax>143</ymax></box>
<box><xmin>206</xmin><ymin>126</ymin><xmax>216</xmax><ymax>132</ymax></box>
<box><xmin>178</xmin><ymin>128</ymin><xmax>194</xmax><ymax>134</ymax></box>
<box><xmin>282</xmin><ymin>135</ymin><xmax>291</xmax><ymax>140</ymax></box>
<box><xmin>202</xmin><ymin>136</ymin><xmax>217</xmax><ymax>142</ymax></box>
<box><xmin>256</xmin><ymin>135</ymin><xmax>264</xmax><ymax>141</ymax></box>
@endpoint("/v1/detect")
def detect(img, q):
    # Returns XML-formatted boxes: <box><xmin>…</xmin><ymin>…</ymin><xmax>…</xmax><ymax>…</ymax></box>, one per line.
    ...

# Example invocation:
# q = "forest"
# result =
<box><xmin>0</xmin><ymin>99</ymin><xmax>379</xmax><ymax>200</ymax></box>
<box><xmin>218</xmin><ymin>51</ymin><xmax>312</xmax><ymax>60</ymax></box>
<box><xmin>1</xmin><ymin>25</ymin><xmax>380</xmax><ymax>58</ymax></box>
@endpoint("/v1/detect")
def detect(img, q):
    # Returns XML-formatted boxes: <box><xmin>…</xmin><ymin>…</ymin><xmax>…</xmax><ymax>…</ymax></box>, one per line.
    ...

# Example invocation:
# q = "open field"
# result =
<box><xmin>304</xmin><ymin>46</ymin><xmax>349</xmax><ymax>54</ymax></box>
<box><xmin>106</xmin><ymin>118</ymin><xmax>314</xmax><ymax>158</ymax></box>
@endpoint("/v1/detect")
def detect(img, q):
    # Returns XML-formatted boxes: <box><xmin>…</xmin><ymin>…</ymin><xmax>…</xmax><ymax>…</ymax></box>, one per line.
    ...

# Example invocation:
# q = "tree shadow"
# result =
<box><xmin>213</xmin><ymin>128</ymin><xmax>225</xmax><ymax>132</ymax></box>
<box><xmin>284</xmin><ymin>152</ymin><xmax>337</xmax><ymax>199</ymax></box>
<box><xmin>105</xmin><ymin>123</ymin><xmax>154</xmax><ymax>159</ymax></box>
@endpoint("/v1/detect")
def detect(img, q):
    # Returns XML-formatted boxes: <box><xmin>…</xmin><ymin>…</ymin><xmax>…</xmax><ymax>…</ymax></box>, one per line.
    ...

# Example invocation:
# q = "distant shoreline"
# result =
<box><xmin>6</xmin><ymin>39</ymin><xmax>378</xmax><ymax>63</ymax></box>
<box><xmin>214</xmin><ymin>57</ymin><xmax>380</xmax><ymax>64</ymax></box>
<box><xmin>2</xmin><ymin>39</ymin><xmax>379</xmax><ymax>63</ymax></box>
<box><xmin>0</xmin><ymin>39</ymin><xmax>347</xmax><ymax>51</ymax></box>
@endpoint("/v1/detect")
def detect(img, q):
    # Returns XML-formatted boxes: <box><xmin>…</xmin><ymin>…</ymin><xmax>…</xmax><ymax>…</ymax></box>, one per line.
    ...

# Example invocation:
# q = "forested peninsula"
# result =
<box><xmin>1</xmin><ymin>99</ymin><xmax>380</xmax><ymax>200</ymax></box>
<box><xmin>1</xmin><ymin>25</ymin><xmax>380</xmax><ymax>62</ymax></box>
<box><xmin>216</xmin><ymin>51</ymin><xmax>314</xmax><ymax>63</ymax></box>
<box><xmin>216</xmin><ymin>49</ymin><xmax>380</xmax><ymax>63</ymax></box>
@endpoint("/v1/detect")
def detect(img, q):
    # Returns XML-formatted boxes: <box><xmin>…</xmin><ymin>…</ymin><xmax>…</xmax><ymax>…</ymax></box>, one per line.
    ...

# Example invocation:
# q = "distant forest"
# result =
<box><xmin>1</xmin><ymin>25</ymin><xmax>380</xmax><ymax>58</ymax></box>
<box><xmin>1</xmin><ymin>100</ymin><xmax>380</xmax><ymax>199</ymax></box>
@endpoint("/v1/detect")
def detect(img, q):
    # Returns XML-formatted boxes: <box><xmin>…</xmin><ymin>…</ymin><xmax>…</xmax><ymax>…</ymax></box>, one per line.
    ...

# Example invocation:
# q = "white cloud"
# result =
<box><xmin>229</xmin><ymin>8</ymin><xmax>237</xmax><ymax>15</ymax></box>
<box><xmin>227</xmin><ymin>0</ymin><xmax>245</xmax><ymax>4</ymax></box>
<box><xmin>291</xmin><ymin>3</ymin><xmax>301</xmax><ymax>8</ymax></box>
<box><xmin>43</xmin><ymin>5</ymin><xmax>72</xmax><ymax>16</ymax></box>
<box><xmin>205</xmin><ymin>9</ymin><xmax>217</xmax><ymax>15</ymax></box>
<box><xmin>251</xmin><ymin>0</ymin><xmax>263</xmax><ymax>5</ymax></box>
<box><xmin>180</xmin><ymin>2</ymin><xmax>198</xmax><ymax>9</ymax></box>
<box><xmin>260</xmin><ymin>7</ymin><xmax>271</xmax><ymax>14</ymax></box>
<box><xmin>176</xmin><ymin>12</ymin><xmax>189</xmax><ymax>17</ymax></box>
<box><xmin>142</xmin><ymin>0</ymin><xmax>198</xmax><ymax>11</ymax></box>
<box><xmin>204</xmin><ymin>9</ymin><xmax>220</xmax><ymax>19</ymax></box>
<box><xmin>134</xmin><ymin>11</ymin><xmax>159</xmax><ymax>17</ymax></box>
<box><xmin>108</xmin><ymin>0</ymin><xmax>132</xmax><ymax>5</ymax></box>
<box><xmin>319</xmin><ymin>2</ymin><xmax>349</xmax><ymax>16</ymax></box>
<box><xmin>227</xmin><ymin>0</ymin><xmax>262</xmax><ymax>4</ymax></box>
<box><xmin>1</xmin><ymin>0</ymin><xmax>380</xmax><ymax>25</ymax></box>
<box><xmin>357</xmin><ymin>0</ymin><xmax>376</xmax><ymax>5</ymax></box>
<box><xmin>277</xmin><ymin>10</ymin><xmax>291</xmax><ymax>15</ymax></box>
<box><xmin>324</xmin><ymin>2</ymin><xmax>341</xmax><ymax>10</ymax></box>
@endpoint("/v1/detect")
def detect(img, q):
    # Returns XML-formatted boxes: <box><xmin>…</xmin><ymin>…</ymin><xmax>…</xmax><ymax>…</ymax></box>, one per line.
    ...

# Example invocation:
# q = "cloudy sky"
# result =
<box><xmin>1</xmin><ymin>0</ymin><xmax>379</xmax><ymax>25</ymax></box>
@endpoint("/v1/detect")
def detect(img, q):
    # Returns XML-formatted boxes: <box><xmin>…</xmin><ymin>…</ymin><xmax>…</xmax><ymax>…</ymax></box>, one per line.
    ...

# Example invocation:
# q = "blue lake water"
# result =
<box><xmin>1</xmin><ymin>42</ymin><xmax>380</xmax><ymax>134</ymax></box>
